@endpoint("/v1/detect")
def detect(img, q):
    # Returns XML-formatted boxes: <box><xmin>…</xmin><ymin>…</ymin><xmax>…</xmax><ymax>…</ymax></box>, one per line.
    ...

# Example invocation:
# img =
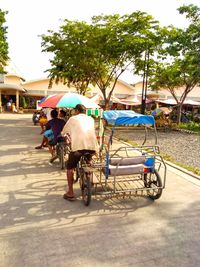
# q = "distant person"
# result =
<box><xmin>11</xmin><ymin>103</ymin><xmax>17</xmax><ymax>113</ymax></box>
<box><xmin>38</xmin><ymin>110</ymin><xmax>48</xmax><ymax>133</ymax></box>
<box><xmin>32</xmin><ymin>111</ymin><xmax>40</xmax><ymax>125</ymax></box>
<box><xmin>6</xmin><ymin>101</ymin><xmax>11</xmax><ymax>111</ymax></box>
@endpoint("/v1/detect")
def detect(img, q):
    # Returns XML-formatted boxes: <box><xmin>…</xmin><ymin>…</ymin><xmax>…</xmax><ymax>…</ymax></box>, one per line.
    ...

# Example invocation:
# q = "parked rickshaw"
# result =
<box><xmin>77</xmin><ymin>110</ymin><xmax>167</xmax><ymax>206</ymax></box>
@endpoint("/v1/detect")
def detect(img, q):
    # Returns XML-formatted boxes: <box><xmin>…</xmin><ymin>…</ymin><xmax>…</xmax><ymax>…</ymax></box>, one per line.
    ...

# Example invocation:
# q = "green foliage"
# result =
<box><xmin>149</xmin><ymin>4</ymin><xmax>200</xmax><ymax>124</ymax></box>
<box><xmin>20</xmin><ymin>96</ymin><xmax>28</xmax><ymax>109</ymax></box>
<box><xmin>41</xmin><ymin>5</ymin><xmax>200</xmax><ymax>114</ymax></box>
<box><xmin>41</xmin><ymin>21</ymin><xmax>97</xmax><ymax>95</ymax></box>
<box><xmin>41</xmin><ymin>11</ymin><xmax>160</xmax><ymax>108</ymax></box>
<box><xmin>178</xmin><ymin>122</ymin><xmax>200</xmax><ymax>134</ymax></box>
<box><xmin>0</xmin><ymin>9</ymin><xmax>9</xmax><ymax>73</ymax></box>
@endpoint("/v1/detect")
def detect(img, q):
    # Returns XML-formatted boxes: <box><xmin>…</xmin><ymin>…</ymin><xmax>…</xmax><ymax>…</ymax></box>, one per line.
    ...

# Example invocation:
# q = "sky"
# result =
<box><xmin>1</xmin><ymin>0</ymin><xmax>199</xmax><ymax>83</ymax></box>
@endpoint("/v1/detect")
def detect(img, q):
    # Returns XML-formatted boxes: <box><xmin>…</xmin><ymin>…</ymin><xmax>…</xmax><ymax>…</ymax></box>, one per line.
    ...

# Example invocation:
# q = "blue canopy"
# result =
<box><xmin>103</xmin><ymin>110</ymin><xmax>155</xmax><ymax>125</ymax></box>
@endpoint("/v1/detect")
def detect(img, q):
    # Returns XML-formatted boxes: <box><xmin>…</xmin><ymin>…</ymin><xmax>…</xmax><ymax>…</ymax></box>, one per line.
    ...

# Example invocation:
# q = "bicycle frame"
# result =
<box><xmin>56</xmin><ymin>136</ymin><xmax>70</xmax><ymax>169</ymax></box>
<box><xmin>77</xmin><ymin>152</ymin><xmax>94</xmax><ymax>206</ymax></box>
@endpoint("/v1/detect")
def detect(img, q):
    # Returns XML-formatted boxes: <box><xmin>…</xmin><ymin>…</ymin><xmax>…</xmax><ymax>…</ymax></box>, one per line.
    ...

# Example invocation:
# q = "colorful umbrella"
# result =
<box><xmin>39</xmin><ymin>92</ymin><xmax>99</xmax><ymax>109</ymax></box>
<box><xmin>151</xmin><ymin>107</ymin><xmax>171</xmax><ymax>117</ymax></box>
<box><xmin>38</xmin><ymin>95</ymin><xmax>55</xmax><ymax>105</ymax></box>
<box><xmin>151</xmin><ymin>108</ymin><xmax>164</xmax><ymax>117</ymax></box>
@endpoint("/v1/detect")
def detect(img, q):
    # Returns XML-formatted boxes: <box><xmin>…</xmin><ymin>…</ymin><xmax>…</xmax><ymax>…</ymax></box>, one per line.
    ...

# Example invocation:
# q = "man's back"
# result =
<box><xmin>62</xmin><ymin>113</ymin><xmax>98</xmax><ymax>152</ymax></box>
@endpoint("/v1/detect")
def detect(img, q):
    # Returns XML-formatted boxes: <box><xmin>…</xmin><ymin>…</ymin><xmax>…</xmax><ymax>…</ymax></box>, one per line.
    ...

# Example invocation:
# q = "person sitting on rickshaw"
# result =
<box><xmin>61</xmin><ymin>104</ymin><xmax>99</xmax><ymax>201</ymax></box>
<box><xmin>35</xmin><ymin>109</ymin><xmax>66</xmax><ymax>157</ymax></box>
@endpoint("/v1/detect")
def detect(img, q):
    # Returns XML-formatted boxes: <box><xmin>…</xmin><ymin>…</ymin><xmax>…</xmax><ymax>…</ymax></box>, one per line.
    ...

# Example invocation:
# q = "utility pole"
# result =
<box><xmin>141</xmin><ymin>50</ymin><xmax>149</xmax><ymax>114</ymax></box>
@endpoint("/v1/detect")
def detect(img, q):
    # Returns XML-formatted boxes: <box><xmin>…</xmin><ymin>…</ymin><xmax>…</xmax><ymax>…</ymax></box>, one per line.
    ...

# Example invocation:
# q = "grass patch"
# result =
<box><xmin>178</xmin><ymin>122</ymin><xmax>200</xmax><ymax>134</ymax></box>
<box><xmin>161</xmin><ymin>153</ymin><xmax>174</xmax><ymax>162</ymax></box>
<box><xmin>178</xmin><ymin>164</ymin><xmax>200</xmax><ymax>176</ymax></box>
<box><xmin>161</xmin><ymin>153</ymin><xmax>200</xmax><ymax>175</ymax></box>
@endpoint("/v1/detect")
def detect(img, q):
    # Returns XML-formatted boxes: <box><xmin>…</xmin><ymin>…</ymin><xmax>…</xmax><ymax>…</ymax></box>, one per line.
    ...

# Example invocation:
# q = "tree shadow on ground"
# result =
<box><xmin>1</xmin><ymin>114</ymin><xmax>200</xmax><ymax>266</ymax></box>
<box><xmin>1</xmin><ymin>189</ymin><xmax>200</xmax><ymax>266</ymax></box>
<box><xmin>0</xmin><ymin>176</ymin><xmax>155</xmax><ymax>230</ymax></box>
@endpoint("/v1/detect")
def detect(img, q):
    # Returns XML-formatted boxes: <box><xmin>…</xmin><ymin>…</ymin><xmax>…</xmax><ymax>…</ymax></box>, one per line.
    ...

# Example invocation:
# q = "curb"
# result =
<box><xmin>173</xmin><ymin>128</ymin><xmax>200</xmax><ymax>135</ymax></box>
<box><xmin>164</xmin><ymin>160</ymin><xmax>200</xmax><ymax>181</ymax></box>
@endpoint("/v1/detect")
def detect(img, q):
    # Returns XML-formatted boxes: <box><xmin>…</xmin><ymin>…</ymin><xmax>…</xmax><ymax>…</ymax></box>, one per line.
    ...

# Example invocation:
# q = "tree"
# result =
<box><xmin>149</xmin><ymin>4</ymin><xmax>200</xmax><ymax>124</ymax></box>
<box><xmin>90</xmin><ymin>12</ymin><xmax>159</xmax><ymax>109</ymax></box>
<box><xmin>0</xmin><ymin>9</ymin><xmax>9</xmax><ymax>74</ymax></box>
<box><xmin>41</xmin><ymin>11</ymin><xmax>159</xmax><ymax>109</ymax></box>
<box><xmin>19</xmin><ymin>96</ymin><xmax>28</xmax><ymax>109</ymax></box>
<box><xmin>41</xmin><ymin>21</ymin><xmax>98</xmax><ymax>95</ymax></box>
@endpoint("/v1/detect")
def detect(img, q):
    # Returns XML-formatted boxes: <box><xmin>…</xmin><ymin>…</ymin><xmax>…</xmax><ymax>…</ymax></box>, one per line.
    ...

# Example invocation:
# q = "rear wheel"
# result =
<box><xmin>74</xmin><ymin>163</ymin><xmax>80</xmax><ymax>183</ymax></box>
<box><xmin>58</xmin><ymin>145</ymin><xmax>65</xmax><ymax>170</ymax></box>
<box><xmin>80</xmin><ymin>171</ymin><xmax>92</xmax><ymax>206</ymax></box>
<box><xmin>144</xmin><ymin>169</ymin><xmax>162</xmax><ymax>200</ymax></box>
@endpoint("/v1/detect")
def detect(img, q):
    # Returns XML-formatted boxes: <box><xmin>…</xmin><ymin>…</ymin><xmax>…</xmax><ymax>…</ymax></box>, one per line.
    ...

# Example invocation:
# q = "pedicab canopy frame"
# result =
<box><xmin>103</xmin><ymin>110</ymin><xmax>158</xmax><ymax>146</ymax></box>
<box><xmin>103</xmin><ymin>110</ymin><xmax>155</xmax><ymax>125</ymax></box>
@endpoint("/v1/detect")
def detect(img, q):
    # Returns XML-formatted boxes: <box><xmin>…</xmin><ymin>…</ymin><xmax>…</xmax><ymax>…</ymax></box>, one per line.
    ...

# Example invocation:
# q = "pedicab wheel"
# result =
<box><xmin>81</xmin><ymin>172</ymin><xmax>92</xmax><ymax>206</ymax></box>
<box><xmin>144</xmin><ymin>169</ymin><xmax>163</xmax><ymax>200</ymax></box>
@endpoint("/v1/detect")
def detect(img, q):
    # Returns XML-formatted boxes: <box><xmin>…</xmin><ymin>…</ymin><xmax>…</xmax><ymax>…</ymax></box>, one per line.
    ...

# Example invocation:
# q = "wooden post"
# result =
<box><xmin>16</xmin><ymin>90</ymin><xmax>19</xmax><ymax>109</ymax></box>
<box><xmin>0</xmin><ymin>90</ymin><xmax>2</xmax><ymax>112</ymax></box>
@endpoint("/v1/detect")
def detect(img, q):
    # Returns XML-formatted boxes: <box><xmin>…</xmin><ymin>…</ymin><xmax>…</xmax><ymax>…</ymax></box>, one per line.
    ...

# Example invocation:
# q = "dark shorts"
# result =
<box><xmin>48</xmin><ymin>139</ymin><xmax>57</xmax><ymax>146</ymax></box>
<box><xmin>66</xmin><ymin>150</ymin><xmax>95</xmax><ymax>169</ymax></box>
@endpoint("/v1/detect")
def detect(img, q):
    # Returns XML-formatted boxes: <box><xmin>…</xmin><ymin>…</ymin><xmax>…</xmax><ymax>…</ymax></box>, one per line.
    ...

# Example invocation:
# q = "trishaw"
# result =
<box><xmin>78</xmin><ymin>110</ymin><xmax>167</xmax><ymax>206</ymax></box>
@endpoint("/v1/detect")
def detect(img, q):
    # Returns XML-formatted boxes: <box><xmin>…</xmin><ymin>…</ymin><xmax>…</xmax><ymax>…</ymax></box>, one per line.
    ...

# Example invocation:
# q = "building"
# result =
<box><xmin>1</xmin><ymin>61</ymin><xmax>199</xmax><ymax>111</ymax></box>
<box><xmin>0</xmin><ymin>61</ymin><xmax>26</xmax><ymax>112</ymax></box>
<box><xmin>0</xmin><ymin>62</ymin><xmax>137</xmax><ymax>111</ymax></box>
<box><xmin>23</xmin><ymin>77</ymin><xmax>136</xmax><ymax>100</ymax></box>
<box><xmin>131</xmin><ymin>81</ymin><xmax>200</xmax><ymax>102</ymax></box>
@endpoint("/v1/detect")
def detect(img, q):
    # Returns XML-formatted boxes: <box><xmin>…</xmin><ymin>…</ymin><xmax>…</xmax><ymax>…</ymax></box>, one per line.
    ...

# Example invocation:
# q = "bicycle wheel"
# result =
<box><xmin>144</xmin><ymin>169</ymin><xmax>162</xmax><ymax>200</ymax></box>
<box><xmin>80</xmin><ymin>171</ymin><xmax>92</xmax><ymax>206</ymax></box>
<box><xmin>74</xmin><ymin>163</ymin><xmax>80</xmax><ymax>183</ymax></box>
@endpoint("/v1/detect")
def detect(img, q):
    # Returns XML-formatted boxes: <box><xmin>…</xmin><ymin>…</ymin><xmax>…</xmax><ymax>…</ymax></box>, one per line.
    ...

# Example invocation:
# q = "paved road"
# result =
<box><xmin>0</xmin><ymin>113</ymin><xmax>200</xmax><ymax>267</ymax></box>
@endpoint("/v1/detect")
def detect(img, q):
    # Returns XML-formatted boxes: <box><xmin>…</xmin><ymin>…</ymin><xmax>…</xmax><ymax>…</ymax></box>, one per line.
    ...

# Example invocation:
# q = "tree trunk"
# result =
<box><xmin>104</xmin><ymin>98</ymin><xmax>110</xmax><ymax>110</ymax></box>
<box><xmin>177</xmin><ymin>104</ymin><xmax>182</xmax><ymax>124</ymax></box>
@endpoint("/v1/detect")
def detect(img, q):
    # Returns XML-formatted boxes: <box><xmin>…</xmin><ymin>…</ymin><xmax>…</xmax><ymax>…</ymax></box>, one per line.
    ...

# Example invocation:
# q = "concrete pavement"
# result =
<box><xmin>0</xmin><ymin>113</ymin><xmax>200</xmax><ymax>267</ymax></box>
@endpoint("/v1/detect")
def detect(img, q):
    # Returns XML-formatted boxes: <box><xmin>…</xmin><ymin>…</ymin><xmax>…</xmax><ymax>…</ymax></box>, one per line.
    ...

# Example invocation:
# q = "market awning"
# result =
<box><xmin>156</xmin><ymin>99</ymin><xmax>200</xmax><ymax>106</ymax></box>
<box><xmin>0</xmin><ymin>83</ymin><xmax>27</xmax><ymax>93</ymax></box>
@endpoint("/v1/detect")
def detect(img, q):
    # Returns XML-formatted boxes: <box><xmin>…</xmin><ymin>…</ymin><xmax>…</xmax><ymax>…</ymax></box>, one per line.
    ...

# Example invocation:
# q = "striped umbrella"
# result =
<box><xmin>38</xmin><ymin>95</ymin><xmax>55</xmax><ymax>105</ymax></box>
<box><xmin>38</xmin><ymin>92</ymin><xmax>99</xmax><ymax>109</ymax></box>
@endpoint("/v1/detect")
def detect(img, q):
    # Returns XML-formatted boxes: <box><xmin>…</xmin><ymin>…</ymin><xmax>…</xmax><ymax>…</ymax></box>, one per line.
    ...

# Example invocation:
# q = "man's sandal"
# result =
<box><xmin>35</xmin><ymin>145</ymin><xmax>43</xmax><ymax>149</ymax></box>
<box><xmin>63</xmin><ymin>193</ymin><xmax>76</xmax><ymax>201</ymax></box>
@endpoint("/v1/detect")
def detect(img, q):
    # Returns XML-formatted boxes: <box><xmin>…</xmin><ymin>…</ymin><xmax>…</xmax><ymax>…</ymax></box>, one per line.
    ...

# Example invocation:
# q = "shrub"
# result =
<box><xmin>178</xmin><ymin>122</ymin><xmax>200</xmax><ymax>133</ymax></box>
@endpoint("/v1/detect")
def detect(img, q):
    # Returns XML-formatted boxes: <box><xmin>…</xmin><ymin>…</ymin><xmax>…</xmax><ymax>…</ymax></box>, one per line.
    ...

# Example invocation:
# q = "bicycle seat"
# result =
<box><xmin>80</xmin><ymin>150</ymin><xmax>95</xmax><ymax>162</ymax></box>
